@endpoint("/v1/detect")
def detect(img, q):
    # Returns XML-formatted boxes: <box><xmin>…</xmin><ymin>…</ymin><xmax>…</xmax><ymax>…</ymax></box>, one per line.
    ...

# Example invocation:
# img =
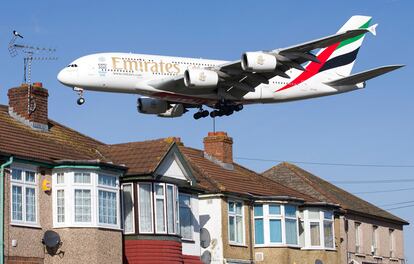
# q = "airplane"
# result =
<box><xmin>57</xmin><ymin>15</ymin><xmax>404</xmax><ymax>120</ymax></box>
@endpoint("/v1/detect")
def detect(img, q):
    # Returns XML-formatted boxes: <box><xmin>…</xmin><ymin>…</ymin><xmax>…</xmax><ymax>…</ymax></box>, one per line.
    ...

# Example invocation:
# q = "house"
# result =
<box><xmin>0</xmin><ymin>84</ymin><xmax>204</xmax><ymax>264</ymax></box>
<box><xmin>179</xmin><ymin>132</ymin><xmax>344</xmax><ymax>264</ymax></box>
<box><xmin>263</xmin><ymin>163</ymin><xmax>409</xmax><ymax>264</ymax></box>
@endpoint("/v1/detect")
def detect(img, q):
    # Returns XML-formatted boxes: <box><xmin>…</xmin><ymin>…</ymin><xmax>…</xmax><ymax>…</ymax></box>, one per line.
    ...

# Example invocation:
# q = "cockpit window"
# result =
<box><xmin>67</xmin><ymin>64</ymin><xmax>78</xmax><ymax>67</ymax></box>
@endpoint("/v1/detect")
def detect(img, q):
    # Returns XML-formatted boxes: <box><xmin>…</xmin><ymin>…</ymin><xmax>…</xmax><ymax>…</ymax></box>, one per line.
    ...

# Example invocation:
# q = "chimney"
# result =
<box><xmin>203</xmin><ymin>132</ymin><xmax>233</xmax><ymax>164</ymax></box>
<box><xmin>8</xmin><ymin>83</ymin><xmax>49</xmax><ymax>131</ymax></box>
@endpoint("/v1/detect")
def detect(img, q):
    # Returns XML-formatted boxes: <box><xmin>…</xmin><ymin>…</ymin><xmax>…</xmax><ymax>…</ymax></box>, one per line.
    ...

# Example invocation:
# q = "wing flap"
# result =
<box><xmin>325</xmin><ymin>65</ymin><xmax>404</xmax><ymax>86</ymax></box>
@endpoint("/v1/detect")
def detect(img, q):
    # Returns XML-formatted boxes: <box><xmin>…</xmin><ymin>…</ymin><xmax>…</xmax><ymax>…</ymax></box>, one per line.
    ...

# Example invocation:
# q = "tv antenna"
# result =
<box><xmin>8</xmin><ymin>30</ymin><xmax>57</xmax><ymax>115</ymax></box>
<box><xmin>8</xmin><ymin>30</ymin><xmax>57</xmax><ymax>84</ymax></box>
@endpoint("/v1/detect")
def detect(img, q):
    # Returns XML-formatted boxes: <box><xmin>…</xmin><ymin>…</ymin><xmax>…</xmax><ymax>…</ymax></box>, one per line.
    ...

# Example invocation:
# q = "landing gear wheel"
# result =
<box><xmin>235</xmin><ymin>104</ymin><xmax>243</xmax><ymax>112</ymax></box>
<box><xmin>77</xmin><ymin>97</ymin><xmax>85</xmax><ymax>105</ymax></box>
<box><xmin>202</xmin><ymin>110</ymin><xmax>209</xmax><ymax>117</ymax></box>
<box><xmin>210</xmin><ymin>111</ymin><xmax>218</xmax><ymax>118</ymax></box>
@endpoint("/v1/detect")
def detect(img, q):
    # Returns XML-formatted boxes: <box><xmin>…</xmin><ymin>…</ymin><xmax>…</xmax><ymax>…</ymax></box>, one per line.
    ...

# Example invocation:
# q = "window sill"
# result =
<box><xmin>373</xmin><ymin>256</ymin><xmax>383</xmax><ymax>260</ymax></box>
<box><xmin>301</xmin><ymin>247</ymin><xmax>336</xmax><ymax>251</ymax></box>
<box><xmin>390</xmin><ymin>258</ymin><xmax>400</xmax><ymax>262</ymax></box>
<box><xmin>182</xmin><ymin>238</ymin><xmax>195</xmax><ymax>243</ymax></box>
<box><xmin>354</xmin><ymin>253</ymin><xmax>366</xmax><ymax>258</ymax></box>
<box><xmin>229</xmin><ymin>243</ymin><xmax>248</xmax><ymax>248</ymax></box>
<box><xmin>254</xmin><ymin>244</ymin><xmax>301</xmax><ymax>249</ymax></box>
<box><xmin>11</xmin><ymin>222</ymin><xmax>41</xmax><ymax>229</ymax></box>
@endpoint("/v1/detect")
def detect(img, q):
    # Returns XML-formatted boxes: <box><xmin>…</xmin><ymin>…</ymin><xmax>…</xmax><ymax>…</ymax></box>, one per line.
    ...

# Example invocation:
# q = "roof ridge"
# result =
<box><xmin>107</xmin><ymin>138</ymin><xmax>169</xmax><ymax>147</ymax></box>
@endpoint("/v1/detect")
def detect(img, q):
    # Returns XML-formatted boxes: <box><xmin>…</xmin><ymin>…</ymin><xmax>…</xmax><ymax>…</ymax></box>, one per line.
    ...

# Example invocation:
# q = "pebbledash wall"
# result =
<box><xmin>3</xmin><ymin>165</ymin><xmax>123</xmax><ymax>264</ymax></box>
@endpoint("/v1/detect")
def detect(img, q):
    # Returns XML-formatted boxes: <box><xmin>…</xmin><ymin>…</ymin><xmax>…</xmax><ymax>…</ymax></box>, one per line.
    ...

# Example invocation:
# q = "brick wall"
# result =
<box><xmin>203</xmin><ymin>132</ymin><xmax>233</xmax><ymax>164</ymax></box>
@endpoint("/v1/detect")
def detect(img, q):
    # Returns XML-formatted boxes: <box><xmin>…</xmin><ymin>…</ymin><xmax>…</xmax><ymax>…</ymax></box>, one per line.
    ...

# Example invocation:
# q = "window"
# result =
<box><xmin>389</xmin><ymin>229</ymin><xmax>395</xmax><ymax>258</ymax></box>
<box><xmin>372</xmin><ymin>225</ymin><xmax>378</xmax><ymax>255</ymax></box>
<box><xmin>122</xmin><ymin>184</ymin><xmax>134</xmax><ymax>234</ymax></box>
<box><xmin>167</xmin><ymin>185</ymin><xmax>176</xmax><ymax>234</ymax></box>
<box><xmin>285</xmin><ymin>205</ymin><xmax>298</xmax><ymax>245</ymax></box>
<box><xmin>154</xmin><ymin>184</ymin><xmax>166</xmax><ymax>233</ymax></box>
<box><xmin>10</xmin><ymin>168</ymin><xmax>37</xmax><ymax>225</ymax></box>
<box><xmin>74</xmin><ymin>189</ymin><xmax>91</xmax><ymax>222</ymax></box>
<box><xmin>138</xmin><ymin>183</ymin><xmax>153</xmax><ymax>233</ymax></box>
<box><xmin>52</xmin><ymin>171</ymin><xmax>120</xmax><ymax>229</ymax></box>
<box><xmin>323</xmin><ymin>211</ymin><xmax>334</xmax><ymax>248</ymax></box>
<box><xmin>302</xmin><ymin>209</ymin><xmax>335</xmax><ymax>249</ymax></box>
<box><xmin>180</xmin><ymin>194</ymin><xmax>193</xmax><ymax>240</ymax></box>
<box><xmin>253</xmin><ymin>204</ymin><xmax>299</xmax><ymax>246</ymax></box>
<box><xmin>355</xmin><ymin>222</ymin><xmax>362</xmax><ymax>253</ymax></box>
<box><xmin>228</xmin><ymin>201</ymin><xmax>244</xmax><ymax>244</ymax></box>
<box><xmin>98</xmin><ymin>174</ymin><xmax>118</xmax><ymax>225</ymax></box>
<box><xmin>254</xmin><ymin>204</ymin><xmax>264</xmax><ymax>245</ymax></box>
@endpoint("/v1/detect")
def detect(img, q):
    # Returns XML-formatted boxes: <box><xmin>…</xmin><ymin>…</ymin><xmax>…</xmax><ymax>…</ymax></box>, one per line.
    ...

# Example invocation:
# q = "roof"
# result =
<box><xmin>97</xmin><ymin>139</ymin><xmax>173</xmax><ymax>176</ymax></box>
<box><xmin>0</xmin><ymin>105</ymin><xmax>107</xmax><ymax>163</ymax></box>
<box><xmin>262</xmin><ymin>162</ymin><xmax>409</xmax><ymax>225</ymax></box>
<box><xmin>180</xmin><ymin>146</ymin><xmax>318</xmax><ymax>202</ymax></box>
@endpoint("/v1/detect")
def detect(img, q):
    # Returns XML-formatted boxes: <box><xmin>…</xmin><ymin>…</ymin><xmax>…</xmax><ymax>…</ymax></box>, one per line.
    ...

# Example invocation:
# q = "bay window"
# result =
<box><xmin>10</xmin><ymin>168</ymin><xmax>38</xmax><ymax>226</ymax></box>
<box><xmin>253</xmin><ymin>203</ymin><xmax>299</xmax><ymax>247</ymax></box>
<box><xmin>52</xmin><ymin>170</ymin><xmax>120</xmax><ymax>229</ymax></box>
<box><xmin>302</xmin><ymin>209</ymin><xmax>335</xmax><ymax>249</ymax></box>
<box><xmin>127</xmin><ymin>182</ymin><xmax>181</xmax><ymax>236</ymax></box>
<box><xmin>228</xmin><ymin>200</ymin><xmax>244</xmax><ymax>245</ymax></box>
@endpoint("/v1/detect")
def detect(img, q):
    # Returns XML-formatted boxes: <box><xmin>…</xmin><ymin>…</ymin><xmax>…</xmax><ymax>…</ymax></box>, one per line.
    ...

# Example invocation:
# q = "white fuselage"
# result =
<box><xmin>58</xmin><ymin>52</ymin><xmax>359</xmax><ymax>106</ymax></box>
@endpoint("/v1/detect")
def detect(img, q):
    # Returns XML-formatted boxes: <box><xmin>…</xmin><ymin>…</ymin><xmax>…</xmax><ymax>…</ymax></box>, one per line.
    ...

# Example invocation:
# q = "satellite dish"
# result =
<box><xmin>42</xmin><ymin>230</ymin><xmax>62</xmax><ymax>255</ymax></box>
<box><xmin>200</xmin><ymin>228</ymin><xmax>211</xmax><ymax>249</ymax></box>
<box><xmin>201</xmin><ymin>250</ymin><xmax>211</xmax><ymax>264</ymax></box>
<box><xmin>315</xmin><ymin>259</ymin><xmax>323</xmax><ymax>264</ymax></box>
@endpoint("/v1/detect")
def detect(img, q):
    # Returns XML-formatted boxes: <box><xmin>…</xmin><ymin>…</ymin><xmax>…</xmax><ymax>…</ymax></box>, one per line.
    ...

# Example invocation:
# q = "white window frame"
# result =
<box><xmin>97</xmin><ymin>174</ymin><xmax>119</xmax><ymax>227</ymax></box>
<box><xmin>52</xmin><ymin>170</ymin><xmax>120</xmax><ymax>229</ymax></box>
<box><xmin>253</xmin><ymin>203</ymin><xmax>299</xmax><ymax>247</ymax></box>
<box><xmin>389</xmin><ymin>229</ymin><xmax>395</xmax><ymax>258</ymax></box>
<box><xmin>10</xmin><ymin>167</ymin><xmax>39</xmax><ymax>227</ymax></box>
<box><xmin>137</xmin><ymin>182</ymin><xmax>154</xmax><ymax>234</ymax></box>
<box><xmin>372</xmin><ymin>225</ymin><xmax>378</xmax><ymax>256</ymax></box>
<box><xmin>228</xmin><ymin>200</ymin><xmax>245</xmax><ymax>245</ymax></box>
<box><xmin>355</xmin><ymin>222</ymin><xmax>362</xmax><ymax>254</ymax></box>
<box><xmin>179</xmin><ymin>193</ymin><xmax>193</xmax><ymax>240</ymax></box>
<box><xmin>154</xmin><ymin>183</ymin><xmax>167</xmax><ymax>234</ymax></box>
<box><xmin>121</xmin><ymin>183</ymin><xmax>135</xmax><ymax>234</ymax></box>
<box><xmin>254</xmin><ymin>204</ymin><xmax>265</xmax><ymax>246</ymax></box>
<box><xmin>302</xmin><ymin>209</ymin><xmax>335</xmax><ymax>250</ymax></box>
<box><xmin>166</xmin><ymin>184</ymin><xmax>177</xmax><ymax>234</ymax></box>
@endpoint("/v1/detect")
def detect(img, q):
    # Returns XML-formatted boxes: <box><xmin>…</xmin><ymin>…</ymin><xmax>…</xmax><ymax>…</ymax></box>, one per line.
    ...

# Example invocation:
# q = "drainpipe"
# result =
<box><xmin>0</xmin><ymin>156</ymin><xmax>13</xmax><ymax>264</ymax></box>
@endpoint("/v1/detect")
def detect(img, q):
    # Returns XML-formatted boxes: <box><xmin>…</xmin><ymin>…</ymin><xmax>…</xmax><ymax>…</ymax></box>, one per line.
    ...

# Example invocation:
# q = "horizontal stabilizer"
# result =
<box><xmin>325</xmin><ymin>65</ymin><xmax>404</xmax><ymax>86</ymax></box>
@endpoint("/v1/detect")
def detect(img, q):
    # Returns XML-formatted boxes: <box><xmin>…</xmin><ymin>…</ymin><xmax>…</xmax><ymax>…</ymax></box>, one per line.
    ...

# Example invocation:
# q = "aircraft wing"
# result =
<box><xmin>325</xmin><ymin>65</ymin><xmax>404</xmax><ymax>86</ymax></box>
<box><xmin>150</xmin><ymin>27</ymin><xmax>375</xmax><ymax>99</ymax></box>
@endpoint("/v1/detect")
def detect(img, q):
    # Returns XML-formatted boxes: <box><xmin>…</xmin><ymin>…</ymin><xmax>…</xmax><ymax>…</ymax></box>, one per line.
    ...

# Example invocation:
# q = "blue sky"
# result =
<box><xmin>1</xmin><ymin>0</ymin><xmax>413</xmax><ymax>260</ymax></box>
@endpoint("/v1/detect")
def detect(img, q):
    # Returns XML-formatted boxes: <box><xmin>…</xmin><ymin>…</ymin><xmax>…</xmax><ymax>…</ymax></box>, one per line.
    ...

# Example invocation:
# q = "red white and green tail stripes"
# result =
<box><xmin>276</xmin><ymin>17</ymin><xmax>372</xmax><ymax>92</ymax></box>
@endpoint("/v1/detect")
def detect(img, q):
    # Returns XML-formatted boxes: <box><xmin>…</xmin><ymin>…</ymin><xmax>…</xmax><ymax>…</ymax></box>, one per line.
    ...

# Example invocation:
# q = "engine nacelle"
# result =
<box><xmin>158</xmin><ymin>104</ymin><xmax>185</xmax><ymax>118</ymax></box>
<box><xmin>184</xmin><ymin>69</ymin><xmax>219</xmax><ymax>88</ymax></box>
<box><xmin>137</xmin><ymin>97</ymin><xmax>169</xmax><ymax>114</ymax></box>
<box><xmin>241</xmin><ymin>52</ymin><xmax>277</xmax><ymax>72</ymax></box>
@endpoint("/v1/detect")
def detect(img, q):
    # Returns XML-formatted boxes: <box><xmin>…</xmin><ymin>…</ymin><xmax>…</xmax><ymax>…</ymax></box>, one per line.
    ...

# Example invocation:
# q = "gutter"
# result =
<box><xmin>0</xmin><ymin>156</ymin><xmax>13</xmax><ymax>264</ymax></box>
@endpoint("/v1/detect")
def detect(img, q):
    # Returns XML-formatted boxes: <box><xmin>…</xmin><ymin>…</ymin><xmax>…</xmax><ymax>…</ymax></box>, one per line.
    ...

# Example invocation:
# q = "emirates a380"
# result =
<box><xmin>57</xmin><ymin>16</ymin><xmax>403</xmax><ymax>119</ymax></box>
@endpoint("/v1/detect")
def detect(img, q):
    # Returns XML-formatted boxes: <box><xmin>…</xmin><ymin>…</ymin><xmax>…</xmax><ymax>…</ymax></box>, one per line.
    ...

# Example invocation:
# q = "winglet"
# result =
<box><xmin>368</xmin><ymin>23</ymin><xmax>378</xmax><ymax>36</ymax></box>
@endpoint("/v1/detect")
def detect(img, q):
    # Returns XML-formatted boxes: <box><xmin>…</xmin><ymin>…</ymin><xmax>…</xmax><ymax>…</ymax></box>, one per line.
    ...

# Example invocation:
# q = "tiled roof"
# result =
<box><xmin>0</xmin><ymin>105</ymin><xmax>106</xmax><ymax>163</ymax></box>
<box><xmin>180</xmin><ymin>146</ymin><xmax>318</xmax><ymax>201</ymax></box>
<box><xmin>262</xmin><ymin>162</ymin><xmax>408</xmax><ymax>225</ymax></box>
<box><xmin>98</xmin><ymin>139</ymin><xmax>173</xmax><ymax>175</ymax></box>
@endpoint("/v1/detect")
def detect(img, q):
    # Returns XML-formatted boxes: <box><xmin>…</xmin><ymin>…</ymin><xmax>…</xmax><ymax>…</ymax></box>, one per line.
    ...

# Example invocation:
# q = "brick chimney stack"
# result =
<box><xmin>203</xmin><ymin>132</ymin><xmax>233</xmax><ymax>164</ymax></box>
<box><xmin>8</xmin><ymin>83</ymin><xmax>49</xmax><ymax>131</ymax></box>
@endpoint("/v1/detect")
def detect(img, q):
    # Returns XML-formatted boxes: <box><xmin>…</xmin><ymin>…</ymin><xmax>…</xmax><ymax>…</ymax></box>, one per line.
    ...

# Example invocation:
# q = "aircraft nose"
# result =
<box><xmin>57</xmin><ymin>68</ymin><xmax>71</xmax><ymax>86</ymax></box>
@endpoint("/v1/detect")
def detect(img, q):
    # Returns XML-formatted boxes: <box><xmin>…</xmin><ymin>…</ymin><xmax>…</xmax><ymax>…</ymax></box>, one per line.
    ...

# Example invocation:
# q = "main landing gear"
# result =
<box><xmin>192</xmin><ymin>104</ymin><xmax>243</xmax><ymax>120</ymax></box>
<box><xmin>74</xmin><ymin>87</ymin><xmax>85</xmax><ymax>105</ymax></box>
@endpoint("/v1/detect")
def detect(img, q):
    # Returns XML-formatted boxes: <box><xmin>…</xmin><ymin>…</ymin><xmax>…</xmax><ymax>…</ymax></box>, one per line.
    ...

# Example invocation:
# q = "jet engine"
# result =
<box><xmin>184</xmin><ymin>69</ymin><xmax>219</xmax><ymax>88</ymax></box>
<box><xmin>241</xmin><ymin>52</ymin><xmax>278</xmax><ymax>72</ymax></box>
<box><xmin>137</xmin><ymin>97</ymin><xmax>169</xmax><ymax>114</ymax></box>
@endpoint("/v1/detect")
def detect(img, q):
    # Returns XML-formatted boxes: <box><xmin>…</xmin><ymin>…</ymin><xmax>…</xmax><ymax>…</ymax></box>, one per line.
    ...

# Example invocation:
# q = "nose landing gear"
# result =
<box><xmin>73</xmin><ymin>87</ymin><xmax>85</xmax><ymax>105</ymax></box>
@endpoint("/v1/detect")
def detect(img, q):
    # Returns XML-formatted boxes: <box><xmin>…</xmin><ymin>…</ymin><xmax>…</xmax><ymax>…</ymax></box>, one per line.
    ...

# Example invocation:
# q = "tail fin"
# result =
<box><xmin>315</xmin><ymin>15</ymin><xmax>373</xmax><ymax>77</ymax></box>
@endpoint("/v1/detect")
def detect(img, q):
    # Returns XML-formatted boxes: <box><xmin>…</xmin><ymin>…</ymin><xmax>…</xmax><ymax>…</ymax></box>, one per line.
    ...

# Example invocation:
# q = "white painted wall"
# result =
<box><xmin>199</xmin><ymin>197</ymin><xmax>224</xmax><ymax>264</ymax></box>
<box><xmin>182</xmin><ymin>195</ymin><xmax>201</xmax><ymax>257</ymax></box>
